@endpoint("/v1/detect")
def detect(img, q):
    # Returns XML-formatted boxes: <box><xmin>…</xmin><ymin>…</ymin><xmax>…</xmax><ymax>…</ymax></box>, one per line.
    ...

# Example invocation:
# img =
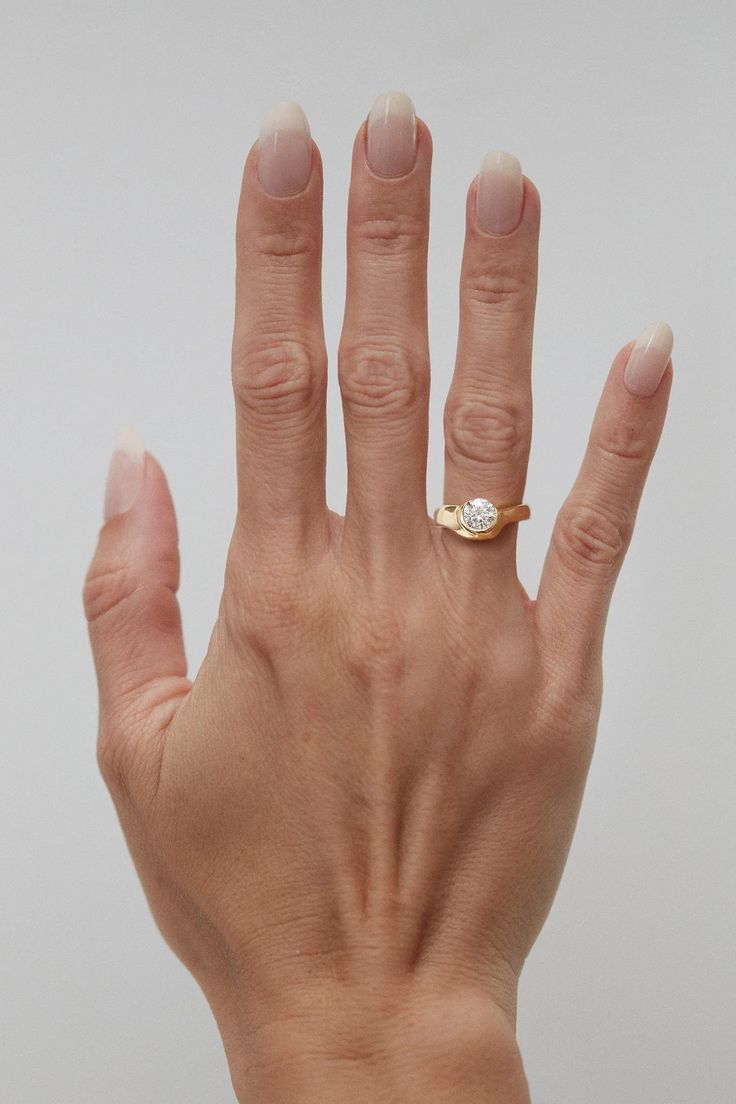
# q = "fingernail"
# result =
<box><xmin>623</xmin><ymin>320</ymin><xmax>674</xmax><ymax>396</ymax></box>
<box><xmin>257</xmin><ymin>101</ymin><xmax>312</xmax><ymax>197</ymax></box>
<box><xmin>366</xmin><ymin>91</ymin><xmax>417</xmax><ymax>178</ymax></box>
<box><xmin>104</xmin><ymin>426</ymin><xmax>145</xmax><ymax>521</ymax></box>
<box><xmin>476</xmin><ymin>151</ymin><xmax>524</xmax><ymax>236</ymax></box>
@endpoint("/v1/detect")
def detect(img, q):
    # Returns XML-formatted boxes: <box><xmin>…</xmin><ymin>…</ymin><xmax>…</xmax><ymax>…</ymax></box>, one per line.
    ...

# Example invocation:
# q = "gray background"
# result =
<box><xmin>2</xmin><ymin>0</ymin><xmax>735</xmax><ymax>1100</ymax></box>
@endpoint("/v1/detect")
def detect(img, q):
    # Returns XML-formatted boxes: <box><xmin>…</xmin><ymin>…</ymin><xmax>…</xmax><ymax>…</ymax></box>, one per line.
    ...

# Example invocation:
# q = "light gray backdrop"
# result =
<box><xmin>2</xmin><ymin>1</ymin><xmax>734</xmax><ymax>1101</ymax></box>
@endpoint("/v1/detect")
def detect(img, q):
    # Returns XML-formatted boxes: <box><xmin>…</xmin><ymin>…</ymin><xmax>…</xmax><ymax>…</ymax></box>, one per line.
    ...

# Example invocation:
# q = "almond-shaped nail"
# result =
<box><xmin>258</xmin><ymin>101</ymin><xmax>312</xmax><ymax>197</ymax></box>
<box><xmin>104</xmin><ymin>426</ymin><xmax>145</xmax><ymax>521</ymax></box>
<box><xmin>366</xmin><ymin>91</ymin><xmax>416</xmax><ymax>178</ymax></box>
<box><xmin>623</xmin><ymin>320</ymin><xmax>674</xmax><ymax>397</ymax></box>
<box><xmin>476</xmin><ymin>151</ymin><xmax>524</xmax><ymax>236</ymax></box>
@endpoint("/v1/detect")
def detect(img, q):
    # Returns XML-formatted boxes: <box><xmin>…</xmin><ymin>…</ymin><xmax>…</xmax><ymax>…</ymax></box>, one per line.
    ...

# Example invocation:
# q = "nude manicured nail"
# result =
<box><xmin>476</xmin><ymin>151</ymin><xmax>524</xmax><ymax>236</ymax></box>
<box><xmin>104</xmin><ymin>426</ymin><xmax>145</xmax><ymax>521</ymax></box>
<box><xmin>366</xmin><ymin>91</ymin><xmax>417</xmax><ymax>178</ymax></box>
<box><xmin>258</xmin><ymin>101</ymin><xmax>312</xmax><ymax>197</ymax></box>
<box><xmin>623</xmin><ymin>320</ymin><xmax>674</xmax><ymax>396</ymax></box>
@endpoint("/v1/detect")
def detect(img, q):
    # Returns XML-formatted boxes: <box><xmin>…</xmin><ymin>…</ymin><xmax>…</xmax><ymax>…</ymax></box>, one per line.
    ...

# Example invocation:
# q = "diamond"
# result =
<box><xmin>460</xmin><ymin>497</ymin><xmax>498</xmax><ymax>533</ymax></box>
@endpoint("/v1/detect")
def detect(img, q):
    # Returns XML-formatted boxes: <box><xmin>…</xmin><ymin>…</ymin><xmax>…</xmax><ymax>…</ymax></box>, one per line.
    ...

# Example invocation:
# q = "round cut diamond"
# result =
<box><xmin>461</xmin><ymin>497</ymin><xmax>498</xmax><ymax>533</ymax></box>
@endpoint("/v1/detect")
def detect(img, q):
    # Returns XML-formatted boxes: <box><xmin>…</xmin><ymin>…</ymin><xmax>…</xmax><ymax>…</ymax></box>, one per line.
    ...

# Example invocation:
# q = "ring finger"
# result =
<box><xmin>441</xmin><ymin>152</ymin><xmax>540</xmax><ymax>566</ymax></box>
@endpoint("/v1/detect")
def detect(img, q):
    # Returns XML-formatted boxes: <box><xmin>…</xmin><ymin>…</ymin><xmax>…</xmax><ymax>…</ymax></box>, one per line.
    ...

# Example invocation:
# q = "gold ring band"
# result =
<box><xmin>433</xmin><ymin>497</ymin><xmax>530</xmax><ymax>541</ymax></box>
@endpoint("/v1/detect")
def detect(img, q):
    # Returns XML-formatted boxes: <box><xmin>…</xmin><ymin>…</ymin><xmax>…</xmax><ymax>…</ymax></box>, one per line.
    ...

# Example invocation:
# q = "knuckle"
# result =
<box><xmin>243</xmin><ymin>224</ymin><xmax>319</xmax><ymax>266</ymax></box>
<box><xmin>553</xmin><ymin>502</ymin><xmax>630</xmax><ymax>575</ymax></box>
<box><xmin>83</xmin><ymin>564</ymin><xmax>179</xmax><ymax>630</ymax></box>
<box><xmin>530</xmin><ymin>706</ymin><xmax>595</xmax><ymax>770</ymax></box>
<box><xmin>221</xmin><ymin>547</ymin><xmax>311</xmax><ymax>648</ymax></box>
<box><xmin>350</xmin><ymin>209</ymin><xmax>426</xmax><ymax>258</ymax></box>
<box><xmin>338</xmin><ymin>340</ymin><xmax>428</xmax><ymax>418</ymax></box>
<box><xmin>343</xmin><ymin>607</ymin><xmax>408</xmax><ymax>692</ymax></box>
<box><xmin>444</xmin><ymin>392</ymin><xmax>528</xmax><ymax>469</ymax></box>
<box><xmin>83</xmin><ymin>563</ymin><xmax>142</xmax><ymax>624</ymax></box>
<box><xmin>96</xmin><ymin>721</ymin><xmax>162</xmax><ymax>807</ymax></box>
<box><xmin>546</xmin><ymin>658</ymin><xmax>602</xmax><ymax>730</ymax></box>
<box><xmin>96</xmin><ymin>731</ymin><xmax>135</xmax><ymax>798</ymax></box>
<box><xmin>463</xmin><ymin>261</ymin><xmax>533</xmax><ymax>314</ymax></box>
<box><xmin>594</xmin><ymin>417</ymin><xmax>653</xmax><ymax>465</ymax></box>
<box><xmin>232</xmin><ymin>337</ymin><xmax>326</xmax><ymax>417</ymax></box>
<box><xmin>532</xmin><ymin>673</ymin><xmax>602</xmax><ymax>766</ymax></box>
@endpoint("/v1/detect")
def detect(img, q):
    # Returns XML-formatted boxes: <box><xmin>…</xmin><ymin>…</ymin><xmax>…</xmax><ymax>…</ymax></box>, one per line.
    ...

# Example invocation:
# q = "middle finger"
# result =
<box><xmin>338</xmin><ymin>92</ymin><xmax>432</xmax><ymax>558</ymax></box>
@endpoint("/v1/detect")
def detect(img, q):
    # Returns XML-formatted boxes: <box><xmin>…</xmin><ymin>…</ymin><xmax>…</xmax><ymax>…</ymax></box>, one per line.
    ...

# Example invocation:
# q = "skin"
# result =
<box><xmin>84</xmin><ymin>109</ymin><xmax>672</xmax><ymax>1102</ymax></box>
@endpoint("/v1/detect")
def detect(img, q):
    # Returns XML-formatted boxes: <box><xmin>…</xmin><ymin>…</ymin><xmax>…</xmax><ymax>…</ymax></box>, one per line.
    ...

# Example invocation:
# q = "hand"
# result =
<box><xmin>84</xmin><ymin>93</ymin><xmax>673</xmax><ymax>1102</ymax></box>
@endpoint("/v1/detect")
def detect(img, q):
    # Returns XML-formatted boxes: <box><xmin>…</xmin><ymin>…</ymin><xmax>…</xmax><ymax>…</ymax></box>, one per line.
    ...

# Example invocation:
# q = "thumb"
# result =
<box><xmin>83</xmin><ymin>428</ymin><xmax>189</xmax><ymax>795</ymax></box>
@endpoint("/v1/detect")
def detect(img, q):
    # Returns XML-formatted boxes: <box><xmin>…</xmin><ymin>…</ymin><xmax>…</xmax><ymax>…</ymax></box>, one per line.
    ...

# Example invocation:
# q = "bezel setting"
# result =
<box><xmin>459</xmin><ymin>497</ymin><xmax>498</xmax><ymax>535</ymax></box>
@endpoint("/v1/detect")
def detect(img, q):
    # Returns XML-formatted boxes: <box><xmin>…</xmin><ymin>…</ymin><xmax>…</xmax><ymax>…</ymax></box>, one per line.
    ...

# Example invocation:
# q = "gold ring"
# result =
<box><xmin>433</xmin><ymin>497</ymin><xmax>530</xmax><ymax>541</ymax></box>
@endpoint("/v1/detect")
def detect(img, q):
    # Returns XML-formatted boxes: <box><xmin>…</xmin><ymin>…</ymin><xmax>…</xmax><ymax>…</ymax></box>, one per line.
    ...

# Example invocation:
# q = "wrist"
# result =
<box><xmin>219</xmin><ymin>985</ymin><xmax>530</xmax><ymax>1103</ymax></box>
